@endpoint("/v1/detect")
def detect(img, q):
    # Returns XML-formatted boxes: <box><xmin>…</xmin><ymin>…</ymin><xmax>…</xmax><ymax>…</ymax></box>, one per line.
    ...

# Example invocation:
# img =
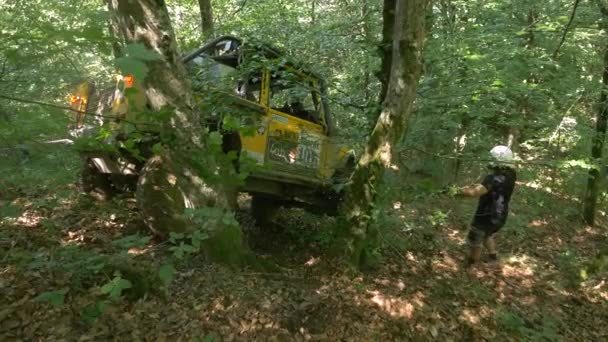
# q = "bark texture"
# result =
<box><xmin>376</xmin><ymin>0</ymin><xmax>396</xmax><ymax>105</ymax></box>
<box><xmin>583</xmin><ymin>1</ymin><xmax>608</xmax><ymax>225</ymax></box>
<box><xmin>105</xmin><ymin>0</ymin><xmax>124</xmax><ymax>59</ymax></box>
<box><xmin>338</xmin><ymin>0</ymin><xmax>430</xmax><ymax>267</ymax></box>
<box><xmin>584</xmin><ymin>42</ymin><xmax>608</xmax><ymax>225</ymax></box>
<box><xmin>198</xmin><ymin>0</ymin><xmax>214</xmax><ymax>39</ymax></box>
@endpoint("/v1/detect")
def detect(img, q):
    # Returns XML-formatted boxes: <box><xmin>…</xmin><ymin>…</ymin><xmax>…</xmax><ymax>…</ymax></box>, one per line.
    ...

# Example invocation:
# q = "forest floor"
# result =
<box><xmin>2</xmin><ymin>167</ymin><xmax>608</xmax><ymax>341</ymax></box>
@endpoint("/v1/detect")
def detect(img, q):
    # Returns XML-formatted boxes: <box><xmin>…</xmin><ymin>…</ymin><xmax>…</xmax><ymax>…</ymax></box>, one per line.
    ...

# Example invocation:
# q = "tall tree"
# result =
<box><xmin>198</xmin><ymin>0</ymin><xmax>214</xmax><ymax>40</ymax></box>
<box><xmin>584</xmin><ymin>0</ymin><xmax>608</xmax><ymax>225</ymax></box>
<box><xmin>338</xmin><ymin>0</ymin><xmax>430</xmax><ymax>267</ymax></box>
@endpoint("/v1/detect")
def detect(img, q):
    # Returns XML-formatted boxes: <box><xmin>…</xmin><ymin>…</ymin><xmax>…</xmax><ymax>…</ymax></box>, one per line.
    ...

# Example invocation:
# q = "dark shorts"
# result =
<box><xmin>467</xmin><ymin>224</ymin><xmax>501</xmax><ymax>247</ymax></box>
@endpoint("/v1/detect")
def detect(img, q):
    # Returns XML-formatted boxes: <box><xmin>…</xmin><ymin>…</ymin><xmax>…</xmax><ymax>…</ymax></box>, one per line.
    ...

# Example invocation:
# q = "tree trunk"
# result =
<box><xmin>105</xmin><ymin>0</ymin><xmax>124</xmax><ymax>59</ymax></box>
<box><xmin>376</xmin><ymin>0</ymin><xmax>396</xmax><ymax>105</ymax></box>
<box><xmin>361</xmin><ymin>0</ymin><xmax>372</xmax><ymax>103</ymax></box>
<box><xmin>198</xmin><ymin>0</ymin><xmax>214</xmax><ymax>40</ymax></box>
<box><xmin>584</xmin><ymin>46</ymin><xmax>608</xmax><ymax>225</ymax></box>
<box><xmin>111</xmin><ymin>0</ymin><xmax>248</xmax><ymax>265</ymax></box>
<box><xmin>508</xmin><ymin>9</ymin><xmax>537</xmax><ymax>154</ymax></box>
<box><xmin>337</xmin><ymin>0</ymin><xmax>430</xmax><ymax>267</ymax></box>
<box><xmin>583</xmin><ymin>1</ymin><xmax>608</xmax><ymax>225</ymax></box>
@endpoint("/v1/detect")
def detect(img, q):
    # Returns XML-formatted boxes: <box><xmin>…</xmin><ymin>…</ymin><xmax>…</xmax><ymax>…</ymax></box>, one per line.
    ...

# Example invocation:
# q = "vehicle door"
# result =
<box><xmin>264</xmin><ymin>68</ymin><xmax>329</xmax><ymax>182</ymax></box>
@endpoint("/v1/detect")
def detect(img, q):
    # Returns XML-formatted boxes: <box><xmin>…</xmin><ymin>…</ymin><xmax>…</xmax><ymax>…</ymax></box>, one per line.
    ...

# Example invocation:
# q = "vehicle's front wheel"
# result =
<box><xmin>250</xmin><ymin>194</ymin><xmax>280</xmax><ymax>227</ymax></box>
<box><xmin>79</xmin><ymin>158</ymin><xmax>115</xmax><ymax>201</ymax></box>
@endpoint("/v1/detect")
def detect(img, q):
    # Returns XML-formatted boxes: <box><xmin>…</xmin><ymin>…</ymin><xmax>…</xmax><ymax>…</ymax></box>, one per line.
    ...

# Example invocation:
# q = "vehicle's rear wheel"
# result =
<box><xmin>250</xmin><ymin>194</ymin><xmax>280</xmax><ymax>227</ymax></box>
<box><xmin>79</xmin><ymin>158</ymin><xmax>116</xmax><ymax>201</ymax></box>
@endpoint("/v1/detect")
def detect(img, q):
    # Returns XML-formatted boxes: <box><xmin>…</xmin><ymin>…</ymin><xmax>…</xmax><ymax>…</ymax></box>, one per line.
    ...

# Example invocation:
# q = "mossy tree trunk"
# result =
<box><xmin>198</xmin><ymin>0</ymin><xmax>214</xmax><ymax>40</ymax></box>
<box><xmin>109</xmin><ymin>0</ymin><xmax>248</xmax><ymax>264</ymax></box>
<box><xmin>338</xmin><ymin>0</ymin><xmax>430</xmax><ymax>267</ymax></box>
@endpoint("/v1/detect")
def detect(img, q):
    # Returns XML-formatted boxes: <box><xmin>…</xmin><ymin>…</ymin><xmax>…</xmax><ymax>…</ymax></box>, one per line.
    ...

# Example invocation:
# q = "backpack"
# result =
<box><xmin>490</xmin><ymin>176</ymin><xmax>507</xmax><ymax>226</ymax></box>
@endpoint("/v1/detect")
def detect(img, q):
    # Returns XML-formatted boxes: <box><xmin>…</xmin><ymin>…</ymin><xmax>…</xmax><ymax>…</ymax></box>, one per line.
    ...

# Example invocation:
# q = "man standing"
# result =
<box><xmin>455</xmin><ymin>145</ymin><xmax>517</xmax><ymax>267</ymax></box>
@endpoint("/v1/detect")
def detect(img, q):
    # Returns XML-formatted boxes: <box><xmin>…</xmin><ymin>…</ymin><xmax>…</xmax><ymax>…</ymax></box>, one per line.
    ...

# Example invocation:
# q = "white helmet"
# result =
<box><xmin>489</xmin><ymin>145</ymin><xmax>514</xmax><ymax>168</ymax></box>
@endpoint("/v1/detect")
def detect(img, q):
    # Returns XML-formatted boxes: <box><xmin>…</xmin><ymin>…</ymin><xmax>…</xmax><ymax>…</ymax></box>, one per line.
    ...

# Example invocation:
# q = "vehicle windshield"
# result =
<box><xmin>269</xmin><ymin>68</ymin><xmax>321</xmax><ymax>124</ymax></box>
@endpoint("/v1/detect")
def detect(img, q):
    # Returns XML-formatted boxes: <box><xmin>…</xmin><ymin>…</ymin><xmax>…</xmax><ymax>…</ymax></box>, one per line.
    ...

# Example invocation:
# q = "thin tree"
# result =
<box><xmin>337</xmin><ymin>0</ymin><xmax>430</xmax><ymax>267</ymax></box>
<box><xmin>584</xmin><ymin>1</ymin><xmax>608</xmax><ymax>225</ymax></box>
<box><xmin>198</xmin><ymin>0</ymin><xmax>214</xmax><ymax>40</ymax></box>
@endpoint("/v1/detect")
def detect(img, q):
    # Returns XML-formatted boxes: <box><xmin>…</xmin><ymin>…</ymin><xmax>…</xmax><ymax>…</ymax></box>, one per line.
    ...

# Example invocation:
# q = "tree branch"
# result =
<box><xmin>553</xmin><ymin>0</ymin><xmax>581</xmax><ymax>58</ymax></box>
<box><xmin>232</xmin><ymin>0</ymin><xmax>247</xmax><ymax>16</ymax></box>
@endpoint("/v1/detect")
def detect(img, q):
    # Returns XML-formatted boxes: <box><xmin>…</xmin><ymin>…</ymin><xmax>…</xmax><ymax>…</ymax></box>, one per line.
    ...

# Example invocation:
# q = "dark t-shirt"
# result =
<box><xmin>472</xmin><ymin>168</ymin><xmax>516</xmax><ymax>229</ymax></box>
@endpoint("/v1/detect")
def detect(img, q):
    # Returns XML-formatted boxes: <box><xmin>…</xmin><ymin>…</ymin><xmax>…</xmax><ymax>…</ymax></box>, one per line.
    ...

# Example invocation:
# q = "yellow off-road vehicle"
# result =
<box><xmin>69</xmin><ymin>36</ymin><xmax>355</xmax><ymax>227</ymax></box>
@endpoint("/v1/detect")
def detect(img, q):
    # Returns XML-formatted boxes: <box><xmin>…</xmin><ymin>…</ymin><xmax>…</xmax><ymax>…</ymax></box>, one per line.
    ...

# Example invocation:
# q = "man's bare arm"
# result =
<box><xmin>458</xmin><ymin>184</ymin><xmax>488</xmax><ymax>197</ymax></box>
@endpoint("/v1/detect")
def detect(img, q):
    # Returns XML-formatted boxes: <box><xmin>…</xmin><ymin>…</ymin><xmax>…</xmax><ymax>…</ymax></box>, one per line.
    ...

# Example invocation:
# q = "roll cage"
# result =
<box><xmin>182</xmin><ymin>36</ymin><xmax>334</xmax><ymax>136</ymax></box>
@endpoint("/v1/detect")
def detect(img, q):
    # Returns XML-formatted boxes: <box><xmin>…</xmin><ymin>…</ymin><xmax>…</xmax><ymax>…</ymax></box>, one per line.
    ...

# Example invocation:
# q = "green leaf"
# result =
<box><xmin>222</xmin><ymin>115</ymin><xmax>240</xmax><ymax>131</ymax></box>
<box><xmin>101</xmin><ymin>276</ymin><xmax>132</xmax><ymax>300</ymax></box>
<box><xmin>491</xmin><ymin>79</ymin><xmax>504</xmax><ymax>87</ymax></box>
<box><xmin>124</xmin><ymin>42</ymin><xmax>162</xmax><ymax>61</ymax></box>
<box><xmin>115</xmin><ymin>56</ymin><xmax>149</xmax><ymax>83</ymax></box>
<box><xmin>580</xmin><ymin>268</ymin><xmax>588</xmax><ymax>281</ymax></box>
<box><xmin>169</xmin><ymin>232</ymin><xmax>185</xmax><ymax>243</ymax></box>
<box><xmin>209</xmin><ymin>131</ymin><xmax>223</xmax><ymax>146</ymax></box>
<box><xmin>158</xmin><ymin>264</ymin><xmax>176</xmax><ymax>286</ymax></box>
<box><xmin>81</xmin><ymin>301</ymin><xmax>108</xmax><ymax>325</ymax></box>
<box><xmin>112</xmin><ymin>234</ymin><xmax>151</xmax><ymax>250</ymax></box>
<box><xmin>1</xmin><ymin>203</ymin><xmax>22</xmax><ymax>219</ymax></box>
<box><xmin>464</xmin><ymin>54</ymin><xmax>484</xmax><ymax>61</ymax></box>
<box><xmin>222</xmin><ymin>212</ymin><xmax>238</xmax><ymax>226</ymax></box>
<box><xmin>36</xmin><ymin>288</ymin><xmax>69</xmax><ymax>307</ymax></box>
<box><xmin>204</xmin><ymin>333</ymin><xmax>220</xmax><ymax>342</ymax></box>
<box><xmin>152</xmin><ymin>143</ymin><xmax>166</xmax><ymax>156</ymax></box>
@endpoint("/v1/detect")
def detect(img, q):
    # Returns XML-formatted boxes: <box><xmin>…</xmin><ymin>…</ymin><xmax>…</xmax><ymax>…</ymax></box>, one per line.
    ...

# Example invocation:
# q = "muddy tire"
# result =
<box><xmin>79</xmin><ymin>159</ymin><xmax>115</xmax><ymax>201</ymax></box>
<box><xmin>251</xmin><ymin>194</ymin><xmax>280</xmax><ymax>227</ymax></box>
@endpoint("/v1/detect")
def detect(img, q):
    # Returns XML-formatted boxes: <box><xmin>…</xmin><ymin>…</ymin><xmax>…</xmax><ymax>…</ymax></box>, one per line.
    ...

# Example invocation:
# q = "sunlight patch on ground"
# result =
<box><xmin>304</xmin><ymin>256</ymin><xmax>320</xmax><ymax>266</ymax></box>
<box><xmin>63</xmin><ymin>230</ymin><xmax>86</xmax><ymax>245</ymax></box>
<box><xmin>404</xmin><ymin>251</ymin><xmax>422</xmax><ymax>274</ymax></box>
<box><xmin>521</xmin><ymin>294</ymin><xmax>538</xmax><ymax>305</ymax></box>
<box><xmin>431</xmin><ymin>252</ymin><xmax>460</xmax><ymax>273</ymax></box>
<box><xmin>582</xmin><ymin>280</ymin><xmax>608</xmax><ymax>303</ymax></box>
<box><xmin>572</xmin><ymin>226</ymin><xmax>606</xmax><ymax>245</ymax></box>
<box><xmin>459</xmin><ymin>306</ymin><xmax>493</xmax><ymax>325</ymax></box>
<box><xmin>445</xmin><ymin>227</ymin><xmax>465</xmax><ymax>244</ymax></box>
<box><xmin>366</xmin><ymin>290</ymin><xmax>425</xmax><ymax>319</ymax></box>
<box><xmin>372</xmin><ymin>278</ymin><xmax>407</xmax><ymax>292</ymax></box>
<box><xmin>518</xmin><ymin>180</ymin><xmax>554</xmax><ymax>194</ymax></box>
<box><xmin>527</xmin><ymin>219</ymin><xmax>548</xmax><ymax>228</ymax></box>
<box><xmin>544</xmin><ymin>236</ymin><xmax>564</xmax><ymax>248</ymax></box>
<box><xmin>127</xmin><ymin>247</ymin><xmax>150</xmax><ymax>255</ymax></box>
<box><xmin>6</xmin><ymin>210</ymin><xmax>43</xmax><ymax>228</ymax></box>
<box><xmin>501</xmin><ymin>255</ymin><xmax>537</xmax><ymax>288</ymax></box>
<box><xmin>94</xmin><ymin>216</ymin><xmax>126</xmax><ymax>230</ymax></box>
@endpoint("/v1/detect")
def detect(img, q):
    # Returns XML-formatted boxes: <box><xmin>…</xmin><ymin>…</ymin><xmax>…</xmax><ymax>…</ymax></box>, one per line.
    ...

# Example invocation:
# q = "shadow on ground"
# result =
<box><xmin>1</xmin><ymin>178</ymin><xmax>608</xmax><ymax>341</ymax></box>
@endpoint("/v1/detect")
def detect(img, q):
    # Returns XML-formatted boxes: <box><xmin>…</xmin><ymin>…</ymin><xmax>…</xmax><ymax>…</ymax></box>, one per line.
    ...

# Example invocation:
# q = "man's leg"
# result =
<box><xmin>483</xmin><ymin>235</ymin><xmax>498</xmax><ymax>261</ymax></box>
<box><xmin>466</xmin><ymin>226</ymin><xmax>485</xmax><ymax>267</ymax></box>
